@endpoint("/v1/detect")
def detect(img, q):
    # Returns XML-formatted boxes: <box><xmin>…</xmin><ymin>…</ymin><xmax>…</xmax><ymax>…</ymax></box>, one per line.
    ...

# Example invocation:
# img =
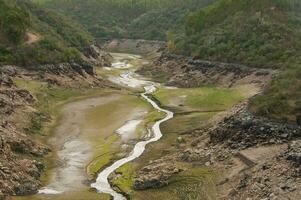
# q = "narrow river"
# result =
<box><xmin>91</xmin><ymin>54</ymin><xmax>174</xmax><ymax>199</ymax></box>
<box><xmin>91</xmin><ymin>84</ymin><xmax>174</xmax><ymax>199</ymax></box>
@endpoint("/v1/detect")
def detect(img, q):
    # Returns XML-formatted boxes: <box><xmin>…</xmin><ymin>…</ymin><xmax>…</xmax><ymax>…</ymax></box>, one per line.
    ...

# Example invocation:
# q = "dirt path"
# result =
<box><xmin>25</xmin><ymin>32</ymin><xmax>41</xmax><ymax>45</ymax></box>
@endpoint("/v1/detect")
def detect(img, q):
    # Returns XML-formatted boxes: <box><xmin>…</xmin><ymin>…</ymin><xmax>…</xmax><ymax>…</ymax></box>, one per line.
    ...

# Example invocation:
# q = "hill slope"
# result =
<box><xmin>37</xmin><ymin>0</ymin><xmax>216</xmax><ymax>40</ymax></box>
<box><xmin>167</xmin><ymin>0</ymin><xmax>301</xmax><ymax>123</ymax></box>
<box><xmin>0</xmin><ymin>0</ymin><xmax>93</xmax><ymax>66</ymax></box>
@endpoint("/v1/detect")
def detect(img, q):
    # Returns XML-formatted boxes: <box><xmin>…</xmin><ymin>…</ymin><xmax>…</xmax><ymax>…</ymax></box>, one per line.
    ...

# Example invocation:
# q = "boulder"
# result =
<box><xmin>0</xmin><ymin>66</ymin><xmax>17</xmax><ymax>76</ymax></box>
<box><xmin>14</xmin><ymin>182</ymin><xmax>39</xmax><ymax>196</ymax></box>
<box><xmin>133</xmin><ymin>158</ymin><xmax>182</xmax><ymax>190</ymax></box>
<box><xmin>0</xmin><ymin>74</ymin><xmax>13</xmax><ymax>87</ymax></box>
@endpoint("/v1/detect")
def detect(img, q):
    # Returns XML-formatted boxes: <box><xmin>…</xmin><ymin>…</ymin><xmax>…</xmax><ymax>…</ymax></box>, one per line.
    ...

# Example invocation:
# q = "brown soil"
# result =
<box><xmin>25</xmin><ymin>32</ymin><xmax>41</xmax><ymax>45</ymax></box>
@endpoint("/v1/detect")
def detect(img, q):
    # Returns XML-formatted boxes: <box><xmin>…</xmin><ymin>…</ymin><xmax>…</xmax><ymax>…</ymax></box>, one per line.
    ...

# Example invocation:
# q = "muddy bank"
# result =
<box><xmin>39</xmin><ymin>95</ymin><xmax>120</xmax><ymax>194</ymax></box>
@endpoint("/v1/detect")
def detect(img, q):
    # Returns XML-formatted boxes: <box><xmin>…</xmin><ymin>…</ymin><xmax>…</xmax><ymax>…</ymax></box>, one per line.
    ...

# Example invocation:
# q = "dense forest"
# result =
<box><xmin>0</xmin><ymin>0</ymin><xmax>93</xmax><ymax>66</ymax></box>
<box><xmin>36</xmin><ymin>0</ymin><xmax>216</xmax><ymax>40</ymax></box>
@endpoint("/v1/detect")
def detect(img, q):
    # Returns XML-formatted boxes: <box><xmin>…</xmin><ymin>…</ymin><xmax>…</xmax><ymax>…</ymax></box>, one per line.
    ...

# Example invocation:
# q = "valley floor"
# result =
<box><xmin>1</xmin><ymin>45</ymin><xmax>301</xmax><ymax>200</ymax></box>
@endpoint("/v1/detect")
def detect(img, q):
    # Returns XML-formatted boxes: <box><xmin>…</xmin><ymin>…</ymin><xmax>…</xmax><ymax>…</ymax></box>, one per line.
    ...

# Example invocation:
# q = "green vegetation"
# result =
<box><xmin>148</xmin><ymin>167</ymin><xmax>217</xmax><ymax>200</ymax></box>
<box><xmin>0</xmin><ymin>0</ymin><xmax>30</xmax><ymax>45</ymax></box>
<box><xmin>87</xmin><ymin>134</ymin><xmax>120</xmax><ymax>177</ymax></box>
<box><xmin>154</xmin><ymin>87</ymin><xmax>245</xmax><ymax>112</ymax></box>
<box><xmin>37</xmin><ymin>0</ymin><xmax>216</xmax><ymax>40</ymax></box>
<box><xmin>167</xmin><ymin>0</ymin><xmax>301</xmax><ymax>122</ymax></box>
<box><xmin>168</xmin><ymin>0</ymin><xmax>301</xmax><ymax>67</ymax></box>
<box><xmin>111</xmin><ymin>163</ymin><xmax>136</xmax><ymax>194</ymax></box>
<box><xmin>0</xmin><ymin>0</ymin><xmax>93</xmax><ymax>65</ymax></box>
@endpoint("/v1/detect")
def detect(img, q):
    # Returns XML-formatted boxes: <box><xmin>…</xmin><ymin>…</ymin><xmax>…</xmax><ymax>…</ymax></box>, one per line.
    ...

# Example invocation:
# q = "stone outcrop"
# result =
<box><xmin>41</xmin><ymin>62</ymin><xmax>94</xmax><ymax>76</ymax></box>
<box><xmin>209</xmin><ymin>103</ymin><xmax>301</xmax><ymax>149</ymax></box>
<box><xmin>133</xmin><ymin>156</ymin><xmax>183</xmax><ymax>190</ymax></box>
<box><xmin>25</xmin><ymin>62</ymin><xmax>108</xmax><ymax>87</ymax></box>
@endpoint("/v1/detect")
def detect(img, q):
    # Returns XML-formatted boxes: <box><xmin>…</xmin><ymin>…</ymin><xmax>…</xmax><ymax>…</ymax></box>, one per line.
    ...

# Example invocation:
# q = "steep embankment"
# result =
<box><xmin>167</xmin><ymin>0</ymin><xmax>301</xmax><ymax>123</ymax></box>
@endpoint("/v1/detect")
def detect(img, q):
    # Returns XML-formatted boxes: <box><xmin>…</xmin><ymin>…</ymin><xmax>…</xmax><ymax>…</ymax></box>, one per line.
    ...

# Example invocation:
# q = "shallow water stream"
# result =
<box><xmin>91</xmin><ymin>84</ymin><xmax>174</xmax><ymax>199</ymax></box>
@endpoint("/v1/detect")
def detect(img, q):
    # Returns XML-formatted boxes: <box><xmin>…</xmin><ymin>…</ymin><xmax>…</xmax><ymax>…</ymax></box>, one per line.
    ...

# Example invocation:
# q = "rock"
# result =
<box><xmin>180</xmin><ymin>148</ymin><xmax>210</xmax><ymax>162</ymax></box>
<box><xmin>297</xmin><ymin>115</ymin><xmax>301</xmax><ymax>126</ymax></box>
<box><xmin>0</xmin><ymin>74</ymin><xmax>13</xmax><ymax>87</ymax></box>
<box><xmin>84</xmin><ymin>44</ymin><xmax>113</xmax><ymax>67</ymax></box>
<box><xmin>0</xmin><ymin>66</ymin><xmax>18</xmax><ymax>76</ymax></box>
<box><xmin>286</xmin><ymin>140</ymin><xmax>301</xmax><ymax>166</ymax></box>
<box><xmin>34</xmin><ymin>161</ymin><xmax>45</xmax><ymax>171</ymax></box>
<box><xmin>81</xmin><ymin>63</ymin><xmax>95</xmax><ymax>75</ymax></box>
<box><xmin>134</xmin><ymin>158</ymin><xmax>182</xmax><ymax>190</ymax></box>
<box><xmin>41</xmin><ymin>63</ymin><xmax>95</xmax><ymax>78</ymax></box>
<box><xmin>14</xmin><ymin>182</ymin><xmax>39</xmax><ymax>196</ymax></box>
<box><xmin>70</xmin><ymin>62</ymin><xmax>86</xmax><ymax>76</ymax></box>
<box><xmin>209</xmin><ymin>104</ymin><xmax>301</xmax><ymax>149</ymax></box>
<box><xmin>176</xmin><ymin>137</ymin><xmax>185</xmax><ymax>143</ymax></box>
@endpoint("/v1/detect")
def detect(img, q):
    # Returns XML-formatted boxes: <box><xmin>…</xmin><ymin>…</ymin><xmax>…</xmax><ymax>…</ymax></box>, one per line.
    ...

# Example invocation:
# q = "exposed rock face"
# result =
<box><xmin>0</xmin><ymin>67</ymin><xmax>59</xmax><ymax>199</ymax></box>
<box><xmin>41</xmin><ymin>62</ymin><xmax>94</xmax><ymax>76</ymax></box>
<box><xmin>0</xmin><ymin>70</ymin><xmax>49</xmax><ymax>198</ymax></box>
<box><xmin>209</xmin><ymin>103</ymin><xmax>301</xmax><ymax>149</ymax></box>
<box><xmin>0</xmin><ymin>74</ymin><xmax>13</xmax><ymax>87</ymax></box>
<box><xmin>84</xmin><ymin>44</ymin><xmax>113</xmax><ymax>67</ymax></box>
<box><xmin>26</xmin><ymin>62</ymin><xmax>109</xmax><ymax>87</ymax></box>
<box><xmin>139</xmin><ymin>51</ymin><xmax>275</xmax><ymax>88</ymax></box>
<box><xmin>134</xmin><ymin>156</ymin><xmax>183</xmax><ymax>190</ymax></box>
<box><xmin>0</xmin><ymin>126</ymin><xmax>49</xmax><ymax>197</ymax></box>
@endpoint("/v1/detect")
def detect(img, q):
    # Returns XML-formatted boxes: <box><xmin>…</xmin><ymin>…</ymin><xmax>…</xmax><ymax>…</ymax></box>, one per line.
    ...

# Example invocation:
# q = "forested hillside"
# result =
<box><xmin>36</xmin><ymin>0</ymin><xmax>216</xmax><ymax>40</ymax></box>
<box><xmin>0</xmin><ymin>0</ymin><xmax>93</xmax><ymax>66</ymax></box>
<box><xmin>167</xmin><ymin>0</ymin><xmax>301</xmax><ymax>122</ymax></box>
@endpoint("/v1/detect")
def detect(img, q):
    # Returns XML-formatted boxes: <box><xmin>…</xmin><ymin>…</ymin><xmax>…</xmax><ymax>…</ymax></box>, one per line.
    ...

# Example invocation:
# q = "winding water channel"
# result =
<box><xmin>91</xmin><ymin>84</ymin><xmax>174</xmax><ymax>199</ymax></box>
<box><xmin>91</xmin><ymin>54</ymin><xmax>174</xmax><ymax>199</ymax></box>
